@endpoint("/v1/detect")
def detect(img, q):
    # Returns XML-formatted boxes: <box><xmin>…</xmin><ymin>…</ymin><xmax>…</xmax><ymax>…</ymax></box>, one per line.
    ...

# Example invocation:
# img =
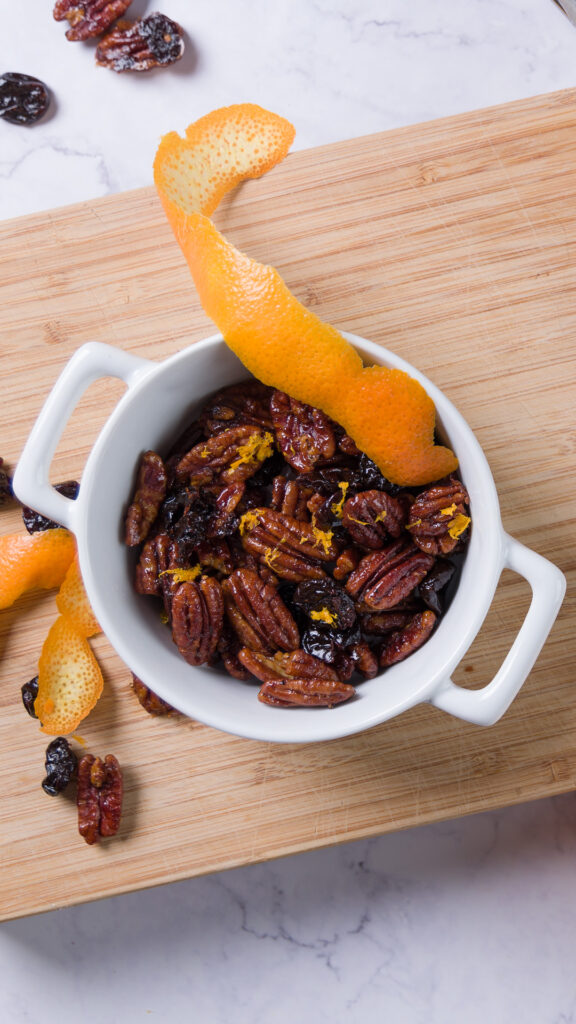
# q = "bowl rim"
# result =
<box><xmin>73</xmin><ymin>332</ymin><xmax>505</xmax><ymax>743</ymax></box>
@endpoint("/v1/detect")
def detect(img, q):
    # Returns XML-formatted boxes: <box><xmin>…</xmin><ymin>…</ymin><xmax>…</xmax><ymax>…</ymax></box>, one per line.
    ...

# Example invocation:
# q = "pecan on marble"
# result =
<box><xmin>125</xmin><ymin>450</ymin><xmax>167</xmax><ymax>546</ymax></box>
<box><xmin>200</xmin><ymin>381</ymin><xmax>274</xmax><ymax>436</ymax></box>
<box><xmin>96</xmin><ymin>13</ymin><xmax>185</xmax><ymax>72</ymax></box>
<box><xmin>379</xmin><ymin>610</ymin><xmax>437</xmax><ymax>667</ymax></box>
<box><xmin>53</xmin><ymin>0</ymin><xmax>132</xmax><ymax>41</ymax></box>
<box><xmin>239</xmin><ymin>508</ymin><xmax>338</xmax><ymax>582</ymax></box>
<box><xmin>238</xmin><ymin>647</ymin><xmax>339</xmax><ymax>683</ymax></box>
<box><xmin>174</xmin><ymin>426</ymin><xmax>274</xmax><ymax>487</ymax></box>
<box><xmin>222</xmin><ymin>569</ymin><xmax>299</xmax><ymax>654</ymax></box>
<box><xmin>341</xmin><ymin>490</ymin><xmax>408</xmax><ymax>549</ymax></box>
<box><xmin>131</xmin><ymin>674</ymin><xmax>176</xmax><ymax>716</ymax></box>
<box><xmin>345</xmin><ymin>540</ymin><xmax>435</xmax><ymax>611</ymax></box>
<box><xmin>258</xmin><ymin>678</ymin><xmax>356</xmax><ymax>707</ymax></box>
<box><xmin>407</xmin><ymin>475</ymin><xmax>471</xmax><ymax>556</ymax></box>
<box><xmin>171</xmin><ymin>576</ymin><xmax>224</xmax><ymax>666</ymax></box>
<box><xmin>270</xmin><ymin>391</ymin><xmax>336</xmax><ymax>473</ymax></box>
<box><xmin>77</xmin><ymin>754</ymin><xmax>123</xmax><ymax>845</ymax></box>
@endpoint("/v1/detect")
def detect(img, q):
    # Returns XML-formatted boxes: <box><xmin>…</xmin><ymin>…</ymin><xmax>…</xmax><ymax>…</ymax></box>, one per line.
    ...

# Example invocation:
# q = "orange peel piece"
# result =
<box><xmin>35</xmin><ymin>614</ymin><xmax>104</xmax><ymax>735</ymax></box>
<box><xmin>56</xmin><ymin>552</ymin><xmax>101</xmax><ymax>638</ymax></box>
<box><xmin>154</xmin><ymin>104</ymin><xmax>458</xmax><ymax>486</ymax></box>
<box><xmin>0</xmin><ymin>528</ymin><xmax>75</xmax><ymax>610</ymax></box>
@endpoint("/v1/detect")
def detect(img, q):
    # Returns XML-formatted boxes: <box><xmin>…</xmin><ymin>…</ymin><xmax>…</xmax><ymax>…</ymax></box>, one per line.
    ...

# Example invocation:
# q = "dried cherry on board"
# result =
<box><xmin>0</xmin><ymin>73</ymin><xmax>50</xmax><ymax>126</ymax></box>
<box><xmin>0</xmin><ymin>457</ymin><xmax>13</xmax><ymax>505</ymax></box>
<box><xmin>22</xmin><ymin>481</ymin><xmax>79</xmax><ymax>534</ymax></box>
<box><xmin>21</xmin><ymin>676</ymin><xmax>39</xmax><ymax>718</ymax></box>
<box><xmin>42</xmin><ymin>737</ymin><xmax>78</xmax><ymax>796</ymax></box>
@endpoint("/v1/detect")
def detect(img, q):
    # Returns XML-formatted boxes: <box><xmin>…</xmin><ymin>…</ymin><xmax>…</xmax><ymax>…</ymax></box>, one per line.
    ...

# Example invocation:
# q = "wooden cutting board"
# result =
<box><xmin>1</xmin><ymin>90</ymin><xmax>574</xmax><ymax>923</ymax></box>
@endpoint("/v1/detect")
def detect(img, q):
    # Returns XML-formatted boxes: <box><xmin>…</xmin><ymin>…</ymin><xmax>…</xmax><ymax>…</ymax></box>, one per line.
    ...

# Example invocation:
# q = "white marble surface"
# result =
<box><xmin>2</xmin><ymin>1</ymin><xmax>576</xmax><ymax>1021</ymax></box>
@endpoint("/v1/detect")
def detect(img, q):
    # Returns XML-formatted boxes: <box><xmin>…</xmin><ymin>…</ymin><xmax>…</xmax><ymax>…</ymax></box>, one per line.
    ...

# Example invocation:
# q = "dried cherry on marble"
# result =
<box><xmin>0</xmin><ymin>73</ymin><xmax>50</xmax><ymax>126</ymax></box>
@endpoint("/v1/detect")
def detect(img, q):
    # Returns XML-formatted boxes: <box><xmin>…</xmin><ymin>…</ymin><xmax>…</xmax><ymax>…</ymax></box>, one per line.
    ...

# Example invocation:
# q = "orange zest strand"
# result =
<box><xmin>56</xmin><ymin>552</ymin><xmax>101</xmax><ymax>639</ymax></box>
<box><xmin>35</xmin><ymin>614</ymin><xmax>104</xmax><ymax>735</ymax></box>
<box><xmin>153</xmin><ymin>104</ymin><xmax>458</xmax><ymax>486</ymax></box>
<box><xmin>0</xmin><ymin>529</ymin><xmax>75</xmax><ymax>610</ymax></box>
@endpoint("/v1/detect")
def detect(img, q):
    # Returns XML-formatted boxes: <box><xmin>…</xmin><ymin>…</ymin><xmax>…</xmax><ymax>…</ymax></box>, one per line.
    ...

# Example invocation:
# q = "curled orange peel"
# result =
<box><xmin>154</xmin><ymin>103</ymin><xmax>457</xmax><ymax>486</ymax></box>
<box><xmin>0</xmin><ymin>528</ymin><xmax>75</xmax><ymax>610</ymax></box>
<box><xmin>35</xmin><ymin>614</ymin><xmax>104</xmax><ymax>736</ymax></box>
<box><xmin>56</xmin><ymin>553</ymin><xmax>101</xmax><ymax>639</ymax></box>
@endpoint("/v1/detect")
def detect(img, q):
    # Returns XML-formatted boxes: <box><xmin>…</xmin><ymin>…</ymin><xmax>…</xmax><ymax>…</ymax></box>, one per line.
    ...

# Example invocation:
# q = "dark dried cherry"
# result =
<box><xmin>292</xmin><ymin>579</ymin><xmax>357</xmax><ymax>631</ymax></box>
<box><xmin>418</xmin><ymin>558</ymin><xmax>456</xmax><ymax>615</ymax></box>
<box><xmin>0</xmin><ymin>73</ymin><xmax>50</xmax><ymax>126</ymax></box>
<box><xmin>21</xmin><ymin>676</ymin><xmax>39</xmax><ymax>718</ymax></box>
<box><xmin>22</xmin><ymin>481</ymin><xmax>79</xmax><ymax>533</ymax></box>
<box><xmin>0</xmin><ymin>457</ymin><xmax>13</xmax><ymax>505</ymax></box>
<box><xmin>42</xmin><ymin>737</ymin><xmax>78</xmax><ymax>796</ymax></box>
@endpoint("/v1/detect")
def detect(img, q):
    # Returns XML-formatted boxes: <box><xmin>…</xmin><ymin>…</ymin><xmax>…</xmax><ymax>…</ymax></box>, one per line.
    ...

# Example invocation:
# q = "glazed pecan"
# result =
<box><xmin>77</xmin><ymin>754</ymin><xmax>123</xmax><ymax>845</ymax></box>
<box><xmin>361</xmin><ymin>609</ymin><xmax>417</xmax><ymax>635</ymax></box>
<box><xmin>134</xmin><ymin>531</ymin><xmax>184</xmax><ymax>616</ymax></box>
<box><xmin>200</xmin><ymin>381</ymin><xmax>274</xmax><ymax>436</ymax></box>
<box><xmin>175</xmin><ymin>426</ymin><xmax>274</xmax><ymax>487</ymax></box>
<box><xmin>171</xmin><ymin>577</ymin><xmax>223</xmax><ymax>666</ymax></box>
<box><xmin>346</xmin><ymin>540</ymin><xmax>435</xmax><ymax>611</ymax></box>
<box><xmin>270</xmin><ymin>391</ymin><xmax>336</xmax><ymax>473</ymax></box>
<box><xmin>222</xmin><ymin>569</ymin><xmax>299</xmax><ymax>654</ymax></box>
<box><xmin>96</xmin><ymin>13</ymin><xmax>185</xmax><ymax>72</ymax></box>
<box><xmin>195</xmin><ymin>539</ymin><xmax>235</xmax><ymax>577</ymax></box>
<box><xmin>258</xmin><ymin>678</ymin><xmax>356</xmax><ymax>707</ymax></box>
<box><xmin>125</xmin><ymin>450</ymin><xmax>167</xmax><ymax>546</ymax></box>
<box><xmin>270</xmin><ymin>476</ymin><xmax>313</xmax><ymax>520</ymax></box>
<box><xmin>408</xmin><ymin>475</ymin><xmax>471</xmax><ymax>556</ymax></box>
<box><xmin>238</xmin><ymin>647</ymin><xmax>339</xmax><ymax>683</ymax></box>
<box><xmin>217</xmin><ymin>624</ymin><xmax>250</xmax><ymax>680</ymax></box>
<box><xmin>333</xmin><ymin>546</ymin><xmax>360</xmax><ymax>580</ymax></box>
<box><xmin>131</xmin><ymin>673</ymin><xmax>175</xmax><ymax>715</ymax></box>
<box><xmin>239</xmin><ymin>508</ymin><xmax>338</xmax><ymax>582</ymax></box>
<box><xmin>342</xmin><ymin>490</ymin><xmax>408</xmax><ymax>549</ymax></box>
<box><xmin>53</xmin><ymin>0</ymin><xmax>132</xmax><ymax>40</ymax></box>
<box><xmin>379</xmin><ymin>610</ymin><xmax>437</xmax><ymax>666</ymax></box>
<box><xmin>350</xmin><ymin>641</ymin><xmax>379</xmax><ymax>678</ymax></box>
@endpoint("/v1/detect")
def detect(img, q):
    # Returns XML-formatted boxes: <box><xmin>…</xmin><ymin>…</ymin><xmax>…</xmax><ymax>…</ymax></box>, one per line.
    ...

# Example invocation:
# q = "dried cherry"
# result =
<box><xmin>292</xmin><ymin>579</ymin><xmax>357</xmax><ymax>631</ymax></box>
<box><xmin>0</xmin><ymin>457</ymin><xmax>13</xmax><ymax>505</ymax></box>
<box><xmin>22</xmin><ymin>481</ymin><xmax>79</xmax><ymax>534</ymax></box>
<box><xmin>21</xmin><ymin>676</ymin><xmax>39</xmax><ymax>718</ymax></box>
<box><xmin>42</xmin><ymin>737</ymin><xmax>78</xmax><ymax>796</ymax></box>
<box><xmin>418</xmin><ymin>558</ymin><xmax>456</xmax><ymax>615</ymax></box>
<box><xmin>0</xmin><ymin>73</ymin><xmax>50</xmax><ymax>126</ymax></box>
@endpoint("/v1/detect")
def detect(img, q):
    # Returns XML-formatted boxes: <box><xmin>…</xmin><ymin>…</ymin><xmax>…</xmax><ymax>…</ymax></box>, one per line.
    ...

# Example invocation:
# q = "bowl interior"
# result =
<box><xmin>76</xmin><ymin>334</ymin><xmax>502</xmax><ymax>743</ymax></box>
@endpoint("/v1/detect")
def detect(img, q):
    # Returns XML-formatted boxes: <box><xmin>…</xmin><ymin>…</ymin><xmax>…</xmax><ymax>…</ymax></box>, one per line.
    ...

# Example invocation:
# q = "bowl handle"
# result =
<box><xmin>429</xmin><ymin>535</ymin><xmax>566</xmax><ymax>726</ymax></box>
<box><xmin>12</xmin><ymin>342</ymin><xmax>154</xmax><ymax>533</ymax></box>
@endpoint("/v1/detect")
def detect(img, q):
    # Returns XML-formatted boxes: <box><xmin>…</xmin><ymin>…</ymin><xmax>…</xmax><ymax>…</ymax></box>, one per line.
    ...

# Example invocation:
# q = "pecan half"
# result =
<box><xmin>361</xmin><ymin>609</ymin><xmax>417</xmax><ymax>635</ymax></box>
<box><xmin>125</xmin><ymin>450</ymin><xmax>167</xmax><ymax>546</ymax></box>
<box><xmin>342</xmin><ymin>490</ymin><xmax>408</xmax><ymax>549</ymax></box>
<box><xmin>77</xmin><ymin>754</ymin><xmax>123</xmax><ymax>845</ymax></box>
<box><xmin>270</xmin><ymin>476</ymin><xmax>313</xmax><ymax>520</ymax></box>
<box><xmin>350</xmin><ymin>641</ymin><xmax>379</xmax><ymax>678</ymax></box>
<box><xmin>238</xmin><ymin>647</ymin><xmax>338</xmax><ymax>683</ymax></box>
<box><xmin>171</xmin><ymin>577</ymin><xmax>223</xmax><ymax>666</ymax></box>
<box><xmin>333</xmin><ymin>546</ymin><xmax>360</xmax><ymax>580</ymax></box>
<box><xmin>131</xmin><ymin>674</ymin><xmax>175</xmax><ymax>715</ymax></box>
<box><xmin>135</xmin><ymin>532</ymin><xmax>184</xmax><ymax>617</ymax></box>
<box><xmin>239</xmin><ymin>508</ymin><xmax>338</xmax><ymax>582</ymax></box>
<box><xmin>200</xmin><ymin>381</ymin><xmax>274</xmax><ymax>436</ymax></box>
<box><xmin>379</xmin><ymin>610</ymin><xmax>437</xmax><ymax>666</ymax></box>
<box><xmin>175</xmin><ymin>426</ymin><xmax>274</xmax><ymax>487</ymax></box>
<box><xmin>408</xmin><ymin>475</ymin><xmax>471</xmax><ymax>556</ymax></box>
<box><xmin>222</xmin><ymin>569</ymin><xmax>299</xmax><ymax>654</ymax></box>
<box><xmin>96</xmin><ymin>13</ymin><xmax>185</xmax><ymax>72</ymax></box>
<box><xmin>53</xmin><ymin>0</ymin><xmax>132</xmax><ymax>41</ymax></box>
<box><xmin>346</xmin><ymin>540</ymin><xmax>435</xmax><ymax>611</ymax></box>
<box><xmin>270</xmin><ymin>391</ymin><xmax>336</xmax><ymax>473</ymax></box>
<box><xmin>258</xmin><ymin>678</ymin><xmax>356</xmax><ymax>707</ymax></box>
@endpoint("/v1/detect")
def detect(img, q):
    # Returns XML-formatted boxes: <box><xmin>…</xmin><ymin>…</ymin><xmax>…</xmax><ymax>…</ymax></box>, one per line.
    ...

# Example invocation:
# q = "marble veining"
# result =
<box><xmin>2</xmin><ymin>1</ymin><xmax>576</xmax><ymax>1021</ymax></box>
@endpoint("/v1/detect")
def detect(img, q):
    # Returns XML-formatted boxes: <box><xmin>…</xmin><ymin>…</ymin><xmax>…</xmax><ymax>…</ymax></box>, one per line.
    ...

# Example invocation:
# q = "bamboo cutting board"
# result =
<box><xmin>1</xmin><ymin>90</ymin><xmax>575</xmax><ymax>922</ymax></box>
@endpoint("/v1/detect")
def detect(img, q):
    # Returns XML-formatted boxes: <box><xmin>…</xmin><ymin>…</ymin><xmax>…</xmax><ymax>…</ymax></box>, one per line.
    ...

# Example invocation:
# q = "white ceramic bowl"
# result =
<box><xmin>13</xmin><ymin>335</ymin><xmax>566</xmax><ymax>743</ymax></box>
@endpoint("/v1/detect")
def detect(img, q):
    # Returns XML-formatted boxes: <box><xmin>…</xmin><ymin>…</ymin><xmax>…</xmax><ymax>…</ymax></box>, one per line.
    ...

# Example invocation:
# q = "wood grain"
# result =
<box><xmin>1</xmin><ymin>89</ymin><xmax>575</xmax><ymax>922</ymax></box>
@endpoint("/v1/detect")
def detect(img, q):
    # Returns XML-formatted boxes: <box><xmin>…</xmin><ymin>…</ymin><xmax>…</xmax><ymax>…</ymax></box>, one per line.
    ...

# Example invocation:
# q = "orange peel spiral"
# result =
<box><xmin>153</xmin><ymin>103</ymin><xmax>457</xmax><ymax>486</ymax></box>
